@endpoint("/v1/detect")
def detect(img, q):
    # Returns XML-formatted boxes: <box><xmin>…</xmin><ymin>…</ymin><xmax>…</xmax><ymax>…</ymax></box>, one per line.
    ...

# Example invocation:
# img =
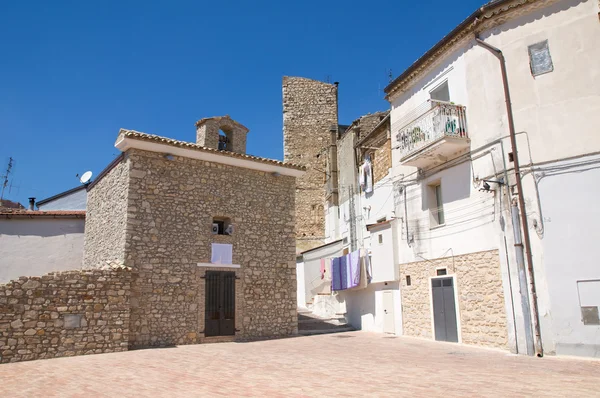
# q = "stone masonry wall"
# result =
<box><xmin>371</xmin><ymin>138</ymin><xmax>392</xmax><ymax>184</ymax></box>
<box><xmin>283</xmin><ymin>76</ymin><xmax>338</xmax><ymax>253</ymax></box>
<box><xmin>399</xmin><ymin>250</ymin><xmax>508</xmax><ymax>349</ymax></box>
<box><xmin>124</xmin><ymin>149</ymin><xmax>297</xmax><ymax>347</ymax></box>
<box><xmin>83</xmin><ymin>157</ymin><xmax>130</xmax><ymax>268</ymax></box>
<box><xmin>0</xmin><ymin>269</ymin><xmax>131</xmax><ymax>363</ymax></box>
<box><xmin>355</xmin><ymin>113</ymin><xmax>390</xmax><ymax>185</ymax></box>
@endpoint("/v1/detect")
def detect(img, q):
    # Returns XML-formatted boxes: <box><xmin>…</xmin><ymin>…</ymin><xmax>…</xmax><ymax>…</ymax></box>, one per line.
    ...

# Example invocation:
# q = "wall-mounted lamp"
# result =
<box><xmin>479</xmin><ymin>178</ymin><xmax>505</xmax><ymax>192</ymax></box>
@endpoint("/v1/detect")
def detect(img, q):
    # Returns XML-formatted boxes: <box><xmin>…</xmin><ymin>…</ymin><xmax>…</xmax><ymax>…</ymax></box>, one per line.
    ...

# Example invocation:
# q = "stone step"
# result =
<box><xmin>297</xmin><ymin>326</ymin><xmax>355</xmax><ymax>336</ymax></box>
<box><xmin>298</xmin><ymin>318</ymin><xmax>348</xmax><ymax>326</ymax></box>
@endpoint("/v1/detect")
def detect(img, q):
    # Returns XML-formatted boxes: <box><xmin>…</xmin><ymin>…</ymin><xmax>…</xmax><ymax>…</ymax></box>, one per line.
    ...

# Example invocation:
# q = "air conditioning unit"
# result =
<box><xmin>212</xmin><ymin>223</ymin><xmax>219</xmax><ymax>234</ymax></box>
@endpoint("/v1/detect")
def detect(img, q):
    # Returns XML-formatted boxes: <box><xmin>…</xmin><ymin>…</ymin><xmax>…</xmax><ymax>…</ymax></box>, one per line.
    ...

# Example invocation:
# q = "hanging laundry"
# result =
<box><xmin>332</xmin><ymin>257</ymin><xmax>342</xmax><ymax>291</ymax></box>
<box><xmin>340</xmin><ymin>255</ymin><xmax>348</xmax><ymax>290</ymax></box>
<box><xmin>349</xmin><ymin>250</ymin><xmax>361</xmax><ymax>288</ymax></box>
<box><xmin>324</xmin><ymin>258</ymin><xmax>332</xmax><ymax>281</ymax></box>
<box><xmin>363</xmin><ymin>249</ymin><xmax>373</xmax><ymax>282</ymax></box>
<box><xmin>364</xmin><ymin>159</ymin><xmax>373</xmax><ymax>193</ymax></box>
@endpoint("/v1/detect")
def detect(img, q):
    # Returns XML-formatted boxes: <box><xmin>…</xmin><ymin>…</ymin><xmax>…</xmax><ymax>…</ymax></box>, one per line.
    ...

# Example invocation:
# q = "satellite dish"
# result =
<box><xmin>79</xmin><ymin>171</ymin><xmax>93</xmax><ymax>184</ymax></box>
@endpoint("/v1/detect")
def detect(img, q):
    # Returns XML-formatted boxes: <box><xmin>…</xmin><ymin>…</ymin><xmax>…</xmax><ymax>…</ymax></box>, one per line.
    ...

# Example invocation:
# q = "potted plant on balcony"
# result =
<box><xmin>412</xmin><ymin>127</ymin><xmax>423</xmax><ymax>143</ymax></box>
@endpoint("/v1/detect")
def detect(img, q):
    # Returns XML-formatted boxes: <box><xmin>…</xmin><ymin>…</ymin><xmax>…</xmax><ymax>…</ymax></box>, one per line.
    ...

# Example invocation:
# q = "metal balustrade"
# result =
<box><xmin>396</xmin><ymin>100</ymin><xmax>469</xmax><ymax>160</ymax></box>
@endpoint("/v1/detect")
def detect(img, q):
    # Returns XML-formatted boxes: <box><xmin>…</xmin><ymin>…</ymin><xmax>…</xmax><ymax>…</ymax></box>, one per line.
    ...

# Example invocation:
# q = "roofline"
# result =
<box><xmin>299</xmin><ymin>239</ymin><xmax>344</xmax><ymax>255</ymax></box>
<box><xmin>86</xmin><ymin>153</ymin><xmax>126</xmax><ymax>191</ymax></box>
<box><xmin>0</xmin><ymin>211</ymin><xmax>86</xmax><ymax>219</ymax></box>
<box><xmin>355</xmin><ymin>113</ymin><xmax>390</xmax><ymax>149</ymax></box>
<box><xmin>116</xmin><ymin>132</ymin><xmax>305</xmax><ymax>177</ymax></box>
<box><xmin>384</xmin><ymin>0</ymin><xmax>514</xmax><ymax>98</ymax></box>
<box><xmin>36</xmin><ymin>185</ymin><xmax>87</xmax><ymax>206</ymax></box>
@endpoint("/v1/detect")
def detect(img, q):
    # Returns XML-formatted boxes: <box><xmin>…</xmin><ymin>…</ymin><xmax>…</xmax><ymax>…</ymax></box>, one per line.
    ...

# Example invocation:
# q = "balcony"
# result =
<box><xmin>396</xmin><ymin>100</ymin><xmax>470</xmax><ymax>168</ymax></box>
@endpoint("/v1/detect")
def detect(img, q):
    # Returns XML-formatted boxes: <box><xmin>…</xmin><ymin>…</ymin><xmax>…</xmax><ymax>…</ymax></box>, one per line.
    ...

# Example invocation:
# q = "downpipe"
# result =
<box><xmin>475</xmin><ymin>35</ymin><xmax>543</xmax><ymax>357</ymax></box>
<box><xmin>511</xmin><ymin>199</ymin><xmax>535</xmax><ymax>355</ymax></box>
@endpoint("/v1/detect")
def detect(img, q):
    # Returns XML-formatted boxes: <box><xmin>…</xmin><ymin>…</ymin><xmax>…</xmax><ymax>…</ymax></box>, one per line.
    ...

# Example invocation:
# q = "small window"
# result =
<box><xmin>437</xmin><ymin>268</ymin><xmax>447</xmax><ymax>276</ymax></box>
<box><xmin>528</xmin><ymin>40</ymin><xmax>553</xmax><ymax>77</ymax></box>
<box><xmin>212</xmin><ymin>217</ymin><xmax>233</xmax><ymax>235</ymax></box>
<box><xmin>378</xmin><ymin>234</ymin><xmax>383</xmax><ymax>244</ymax></box>
<box><xmin>406</xmin><ymin>275</ymin><xmax>411</xmax><ymax>286</ymax></box>
<box><xmin>429</xmin><ymin>183</ymin><xmax>445</xmax><ymax>227</ymax></box>
<box><xmin>508</xmin><ymin>152</ymin><xmax>514</xmax><ymax>162</ymax></box>
<box><xmin>430</xmin><ymin>81</ymin><xmax>450</xmax><ymax>102</ymax></box>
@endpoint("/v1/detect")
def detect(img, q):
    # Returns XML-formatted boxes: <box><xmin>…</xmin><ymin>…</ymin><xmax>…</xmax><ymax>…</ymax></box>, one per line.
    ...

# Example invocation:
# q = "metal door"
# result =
<box><xmin>205</xmin><ymin>271</ymin><xmax>236</xmax><ymax>337</ymax></box>
<box><xmin>432</xmin><ymin>277</ymin><xmax>458</xmax><ymax>342</ymax></box>
<box><xmin>383</xmin><ymin>290</ymin><xmax>395</xmax><ymax>334</ymax></box>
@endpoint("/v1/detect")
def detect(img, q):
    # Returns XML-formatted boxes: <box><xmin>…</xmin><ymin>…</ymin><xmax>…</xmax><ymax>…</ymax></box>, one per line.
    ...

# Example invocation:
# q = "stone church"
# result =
<box><xmin>83</xmin><ymin>115</ymin><xmax>304</xmax><ymax>347</ymax></box>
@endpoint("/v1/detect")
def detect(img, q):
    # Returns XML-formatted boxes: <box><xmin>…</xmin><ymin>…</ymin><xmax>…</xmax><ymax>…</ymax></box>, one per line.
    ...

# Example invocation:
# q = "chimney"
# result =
<box><xmin>28</xmin><ymin>197</ymin><xmax>35</xmax><ymax>211</ymax></box>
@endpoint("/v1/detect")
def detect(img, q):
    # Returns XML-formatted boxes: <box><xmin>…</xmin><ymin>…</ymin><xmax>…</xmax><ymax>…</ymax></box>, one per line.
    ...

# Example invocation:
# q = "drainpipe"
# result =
<box><xmin>511</xmin><ymin>199</ymin><xmax>535</xmax><ymax>355</ymax></box>
<box><xmin>475</xmin><ymin>35</ymin><xmax>543</xmax><ymax>357</ymax></box>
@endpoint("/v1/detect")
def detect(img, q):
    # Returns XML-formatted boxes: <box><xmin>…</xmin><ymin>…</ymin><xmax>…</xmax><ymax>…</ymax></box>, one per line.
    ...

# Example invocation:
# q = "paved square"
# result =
<box><xmin>0</xmin><ymin>332</ymin><xmax>598</xmax><ymax>397</ymax></box>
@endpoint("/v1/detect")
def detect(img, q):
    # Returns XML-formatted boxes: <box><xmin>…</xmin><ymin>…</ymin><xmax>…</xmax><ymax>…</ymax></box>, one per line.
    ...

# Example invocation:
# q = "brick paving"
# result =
<box><xmin>0</xmin><ymin>332</ymin><xmax>598</xmax><ymax>397</ymax></box>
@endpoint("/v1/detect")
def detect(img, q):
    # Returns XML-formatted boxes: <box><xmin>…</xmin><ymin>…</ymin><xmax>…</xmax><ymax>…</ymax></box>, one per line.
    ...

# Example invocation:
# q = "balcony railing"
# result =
<box><xmin>396</xmin><ymin>100</ymin><xmax>469</xmax><ymax>160</ymax></box>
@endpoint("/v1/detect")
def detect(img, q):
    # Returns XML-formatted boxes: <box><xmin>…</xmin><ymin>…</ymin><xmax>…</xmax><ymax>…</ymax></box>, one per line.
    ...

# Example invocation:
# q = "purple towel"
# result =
<box><xmin>340</xmin><ymin>255</ymin><xmax>348</xmax><ymax>290</ymax></box>
<box><xmin>332</xmin><ymin>257</ymin><xmax>342</xmax><ymax>291</ymax></box>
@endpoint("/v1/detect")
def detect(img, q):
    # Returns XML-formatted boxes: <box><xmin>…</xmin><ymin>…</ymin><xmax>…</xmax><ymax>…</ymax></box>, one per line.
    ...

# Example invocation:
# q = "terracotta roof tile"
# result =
<box><xmin>0</xmin><ymin>210</ymin><xmax>86</xmax><ymax>217</ymax></box>
<box><xmin>119</xmin><ymin>130</ymin><xmax>305</xmax><ymax>171</ymax></box>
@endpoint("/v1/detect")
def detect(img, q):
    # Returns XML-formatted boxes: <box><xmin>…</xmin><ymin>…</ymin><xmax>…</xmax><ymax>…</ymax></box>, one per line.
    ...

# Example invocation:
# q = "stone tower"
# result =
<box><xmin>196</xmin><ymin>115</ymin><xmax>249</xmax><ymax>154</ymax></box>
<box><xmin>282</xmin><ymin>76</ymin><xmax>338</xmax><ymax>253</ymax></box>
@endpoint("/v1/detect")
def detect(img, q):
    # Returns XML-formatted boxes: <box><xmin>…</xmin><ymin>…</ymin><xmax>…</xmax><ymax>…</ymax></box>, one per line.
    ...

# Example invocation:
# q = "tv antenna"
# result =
<box><xmin>77</xmin><ymin>171</ymin><xmax>93</xmax><ymax>185</ymax></box>
<box><xmin>0</xmin><ymin>157</ymin><xmax>14</xmax><ymax>202</ymax></box>
<box><xmin>387</xmin><ymin>68</ymin><xmax>393</xmax><ymax>83</ymax></box>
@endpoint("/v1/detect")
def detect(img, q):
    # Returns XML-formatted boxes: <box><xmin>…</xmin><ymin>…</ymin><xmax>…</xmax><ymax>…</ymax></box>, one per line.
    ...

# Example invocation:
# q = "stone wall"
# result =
<box><xmin>355</xmin><ymin>113</ymin><xmax>390</xmax><ymax>185</ymax></box>
<box><xmin>0</xmin><ymin>269</ymin><xmax>131</xmax><ymax>363</ymax></box>
<box><xmin>83</xmin><ymin>156</ymin><xmax>130</xmax><ymax>268</ymax></box>
<box><xmin>283</xmin><ymin>76</ymin><xmax>338</xmax><ymax>253</ymax></box>
<box><xmin>124</xmin><ymin>149</ymin><xmax>297</xmax><ymax>347</ymax></box>
<box><xmin>371</xmin><ymin>138</ymin><xmax>392</xmax><ymax>184</ymax></box>
<box><xmin>399</xmin><ymin>250</ymin><xmax>508</xmax><ymax>349</ymax></box>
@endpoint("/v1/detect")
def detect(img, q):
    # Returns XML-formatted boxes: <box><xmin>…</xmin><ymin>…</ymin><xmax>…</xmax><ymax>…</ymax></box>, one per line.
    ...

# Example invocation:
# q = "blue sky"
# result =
<box><xmin>0</xmin><ymin>0</ymin><xmax>483</xmax><ymax>205</ymax></box>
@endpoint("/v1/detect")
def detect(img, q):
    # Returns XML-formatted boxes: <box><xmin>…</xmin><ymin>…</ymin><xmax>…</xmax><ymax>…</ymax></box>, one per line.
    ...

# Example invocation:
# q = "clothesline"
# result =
<box><xmin>320</xmin><ymin>249</ymin><xmax>372</xmax><ymax>292</ymax></box>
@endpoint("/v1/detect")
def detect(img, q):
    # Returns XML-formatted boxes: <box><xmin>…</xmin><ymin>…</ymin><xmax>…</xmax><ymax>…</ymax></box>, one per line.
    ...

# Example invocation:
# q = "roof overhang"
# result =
<box><xmin>115</xmin><ymin>136</ymin><xmax>305</xmax><ymax>178</ymax></box>
<box><xmin>366</xmin><ymin>218</ymin><xmax>394</xmax><ymax>231</ymax></box>
<box><xmin>383</xmin><ymin>0</ymin><xmax>552</xmax><ymax>101</ymax></box>
<box><xmin>0</xmin><ymin>211</ymin><xmax>86</xmax><ymax>219</ymax></box>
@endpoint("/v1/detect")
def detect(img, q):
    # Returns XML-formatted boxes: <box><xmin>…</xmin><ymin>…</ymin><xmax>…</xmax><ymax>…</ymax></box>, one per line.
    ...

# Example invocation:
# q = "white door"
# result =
<box><xmin>383</xmin><ymin>290</ymin><xmax>395</xmax><ymax>334</ymax></box>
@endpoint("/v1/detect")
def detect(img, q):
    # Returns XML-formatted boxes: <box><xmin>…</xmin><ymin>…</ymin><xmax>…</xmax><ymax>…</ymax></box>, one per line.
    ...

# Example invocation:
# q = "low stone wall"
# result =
<box><xmin>0</xmin><ymin>269</ymin><xmax>131</xmax><ymax>363</ymax></box>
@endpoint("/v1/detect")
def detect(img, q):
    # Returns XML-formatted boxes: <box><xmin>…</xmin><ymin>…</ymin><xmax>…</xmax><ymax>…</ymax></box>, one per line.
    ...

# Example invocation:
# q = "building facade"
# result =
<box><xmin>0</xmin><ymin>210</ymin><xmax>86</xmax><ymax>283</ymax></box>
<box><xmin>36</xmin><ymin>185</ymin><xmax>87</xmax><ymax>211</ymax></box>
<box><xmin>385</xmin><ymin>0</ymin><xmax>600</xmax><ymax>356</ymax></box>
<box><xmin>83</xmin><ymin>117</ymin><xmax>303</xmax><ymax>347</ymax></box>
<box><xmin>292</xmin><ymin>0</ymin><xmax>600</xmax><ymax>358</ymax></box>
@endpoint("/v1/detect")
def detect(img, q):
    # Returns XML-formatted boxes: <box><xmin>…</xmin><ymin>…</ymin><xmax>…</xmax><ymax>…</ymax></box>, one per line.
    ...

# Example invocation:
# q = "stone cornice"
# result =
<box><xmin>385</xmin><ymin>0</ymin><xmax>561</xmax><ymax>102</ymax></box>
